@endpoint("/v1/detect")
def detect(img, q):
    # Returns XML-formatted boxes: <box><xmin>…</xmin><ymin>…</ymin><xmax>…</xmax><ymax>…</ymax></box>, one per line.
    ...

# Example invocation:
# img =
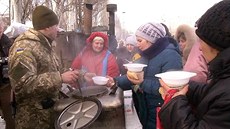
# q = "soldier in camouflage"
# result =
<box><xmin>8</xmin><ymin>6</ymin><xmax>80</xmax><ymax>129</ymax></box>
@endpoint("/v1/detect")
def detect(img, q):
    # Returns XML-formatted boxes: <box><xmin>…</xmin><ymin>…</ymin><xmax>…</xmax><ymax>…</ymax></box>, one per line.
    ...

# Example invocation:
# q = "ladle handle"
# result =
<box><xmin>59</xmin><ymin>91</ymin><xmax>70</xmax><ymax>98</ymax></box>
<box><xmin>75</xmin><ymin>80</ymin><xmax>83</xmax><ymax>96</ymax></box>
<box><xmin>109</xmin><ymin>82</ymin><xmax>118</xmax><ymax>95</ymax></box>
<box><xmin>69</xmin><ymin>68</ymin><xmax>83</xmax><ymax>97</ymax></box>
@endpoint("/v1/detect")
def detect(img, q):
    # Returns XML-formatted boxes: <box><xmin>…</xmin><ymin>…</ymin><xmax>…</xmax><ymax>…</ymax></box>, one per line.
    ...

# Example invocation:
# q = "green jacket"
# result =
<box><xmin>8</xmin><ymin>28</ymin><xmax>63</xmax><ymax>129</ymax></box>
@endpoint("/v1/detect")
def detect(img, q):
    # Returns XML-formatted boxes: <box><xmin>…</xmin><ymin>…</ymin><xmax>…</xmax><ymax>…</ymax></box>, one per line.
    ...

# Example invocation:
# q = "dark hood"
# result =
<box><xmin>140</xmin><ymin>37</ymin><xmax>181</xmax><ymax>59</ymax></box>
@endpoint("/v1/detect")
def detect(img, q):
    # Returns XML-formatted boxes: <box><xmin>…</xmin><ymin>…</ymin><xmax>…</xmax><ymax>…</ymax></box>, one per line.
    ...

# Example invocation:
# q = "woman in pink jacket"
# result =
<box><xmin>71</xmin><ymin>32</ymin><xmax>120</xmax><ymax>81</ymax></box>
<box><xmin>175</xmin><ymin>24</ymin><xmax>208</xmax><ymax>83</ymax></box>
<box><xmin>183</xmin><ymin>41</ymin><xmax>208</xmax><ymax>83</ymax></box>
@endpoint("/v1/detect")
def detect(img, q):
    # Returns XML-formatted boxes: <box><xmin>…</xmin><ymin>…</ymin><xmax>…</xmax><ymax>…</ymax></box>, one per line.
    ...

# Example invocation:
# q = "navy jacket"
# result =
<box><xmin>116</xmin><ymin>37</ymin><xmax>182</xmax><ymax>96</ymax></box>
<box><xmin>116</xmin><ymin>37</ymin><xmax>182</xmax><ymax>129</ymax></box>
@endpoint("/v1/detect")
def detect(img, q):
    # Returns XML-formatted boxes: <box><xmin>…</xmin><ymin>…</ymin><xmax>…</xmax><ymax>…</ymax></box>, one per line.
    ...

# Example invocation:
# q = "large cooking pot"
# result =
<box><xmin>69</xmin><ymin>85</ymin><xmax>122</xmax><ymax>110</ymax></box>
<box><xmin>55</xmin><ymin>84</ymin><xmax>122</xmax><ymax>129</ymax></box>
<box><xmin>55</xmin><ymin>85</ymin><xmax>110</xmax><ymax>129</ymax></box>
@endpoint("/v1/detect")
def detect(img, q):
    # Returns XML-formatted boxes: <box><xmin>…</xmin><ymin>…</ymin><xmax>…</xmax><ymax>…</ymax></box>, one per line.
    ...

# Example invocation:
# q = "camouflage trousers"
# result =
<box><xmin>15</xmin><ymin>104</ymin><xmax>57</xmax><ymax>129</ymax></box>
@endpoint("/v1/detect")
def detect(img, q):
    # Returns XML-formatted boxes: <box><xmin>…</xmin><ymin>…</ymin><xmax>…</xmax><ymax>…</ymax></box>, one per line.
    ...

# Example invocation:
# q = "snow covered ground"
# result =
<box><xmin>0</xmin><ymin>116</ymin><xmax>5</xmax><ymax>129</ymax></box>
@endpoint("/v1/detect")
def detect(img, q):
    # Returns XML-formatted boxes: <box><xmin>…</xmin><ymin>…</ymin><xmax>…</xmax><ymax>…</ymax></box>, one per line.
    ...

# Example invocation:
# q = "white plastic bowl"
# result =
<box><xmin>92</xmin><ymin>76</ymin><xmax>109</xmax><ymax>85</ymax></box>
<box><xmin>123</xmin><ymin>63</ymin><xmax>147</xmax><ymax>72</ymax></box>
<box><xmin>155</xmin><ymin>71</ymin><xmax>197</xmax><ymax>88</ymax></box>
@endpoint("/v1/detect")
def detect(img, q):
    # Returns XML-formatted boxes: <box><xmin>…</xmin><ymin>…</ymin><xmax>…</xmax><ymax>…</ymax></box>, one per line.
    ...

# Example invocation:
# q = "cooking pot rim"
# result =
<box><xmin>71</xmin><ymin>85</ymin><xmax>109</xmax><ymax>98</ymax></box>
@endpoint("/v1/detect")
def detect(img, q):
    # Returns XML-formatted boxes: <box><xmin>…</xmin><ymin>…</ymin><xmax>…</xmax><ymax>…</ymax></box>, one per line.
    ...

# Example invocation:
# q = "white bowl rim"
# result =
<box><xmin>123</xmin><ymin>63</ymin><xmax>147</xmax><ymax>67</ymax></box>
<box><xmin>155</xmin><ymin>71</ymin><xmax>197</xmax><ymax>79</ymax></box>
<box><xmin>92</xmin><ymin>76</ymin><xmax>109</xmax><ymax>81</ymax></box>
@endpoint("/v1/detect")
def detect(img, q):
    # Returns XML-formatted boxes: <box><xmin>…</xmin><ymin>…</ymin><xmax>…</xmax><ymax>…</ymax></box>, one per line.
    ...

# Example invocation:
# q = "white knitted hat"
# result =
<box><xmin>125</xmin><ymin>35</ymin><xmax>137</xmax><ymax>46</ymax></box>
<box><xmin>135</xmin><ymin>22</ymin><xmax>166</xmax><ymax>43</ymax></box>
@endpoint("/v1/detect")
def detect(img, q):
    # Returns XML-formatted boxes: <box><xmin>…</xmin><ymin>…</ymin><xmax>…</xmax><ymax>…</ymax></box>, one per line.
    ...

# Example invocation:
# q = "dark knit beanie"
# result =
<box><xmin>195</xmin><ymin>0</ymin><xmax>230</xmax><ymax>51</ymax></box>
<box><xmin>135</xmin><ymin>22</ymin><xmax>166</xmax><ymax>44</ymax></box>
<box><xmin>32</xmin><ymin>5</ymin><xmax>59</xmax><ymax>30</ymax></box>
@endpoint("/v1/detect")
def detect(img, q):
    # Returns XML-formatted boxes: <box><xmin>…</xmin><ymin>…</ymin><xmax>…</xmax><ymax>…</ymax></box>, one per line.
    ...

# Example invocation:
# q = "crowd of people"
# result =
<box><xmin>0</xmin><ymin>0</ymin><xmax>230</xmax><ymax>129</ymax></box>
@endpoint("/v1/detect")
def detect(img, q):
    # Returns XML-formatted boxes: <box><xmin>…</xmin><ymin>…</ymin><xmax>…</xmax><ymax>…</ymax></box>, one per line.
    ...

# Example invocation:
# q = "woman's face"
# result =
<box><xmin>178</xmin><ymin>37</ymin><xmax>186</xmax><ymax>52</ymax></box>
<box><xmin>199</xmin><ymin>39</ymin><xmax>219</xmax><ymax>63</ymax></box>
<box><xmin>92</xmin><ymin>40</ymin><xmax>104</xmax><ymax>53</ymax></box>
<box><xmin>126</xmin><ymin>44</ymin><xmax>135</xmax><ymax>52</ymax></box>
<box><xmin>136</xmin><ymin>36</ymin><xmax>152</xmax><ymax>51</ymax></box>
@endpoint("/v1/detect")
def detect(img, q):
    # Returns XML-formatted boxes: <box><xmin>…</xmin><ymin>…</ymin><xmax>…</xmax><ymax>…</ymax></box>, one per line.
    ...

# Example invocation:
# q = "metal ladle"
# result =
<box><xmin>68</xmin><ymin>68</ymin><xmax>84</xmax><ymax>97</ymax></box>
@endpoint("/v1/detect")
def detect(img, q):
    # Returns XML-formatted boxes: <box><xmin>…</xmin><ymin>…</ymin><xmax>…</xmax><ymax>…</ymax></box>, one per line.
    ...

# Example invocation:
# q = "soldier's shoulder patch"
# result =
<box><xmin>16</xmin><ymin>48</ymin><xmax>25</xmax><ymax>54</ymax></box>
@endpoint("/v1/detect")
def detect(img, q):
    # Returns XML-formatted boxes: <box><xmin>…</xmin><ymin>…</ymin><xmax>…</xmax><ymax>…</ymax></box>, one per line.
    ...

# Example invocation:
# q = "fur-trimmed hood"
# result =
<box><xmin>175</xmin><ymin>24</ymin><xmax>198</xmax><ymax>63</ymax></box>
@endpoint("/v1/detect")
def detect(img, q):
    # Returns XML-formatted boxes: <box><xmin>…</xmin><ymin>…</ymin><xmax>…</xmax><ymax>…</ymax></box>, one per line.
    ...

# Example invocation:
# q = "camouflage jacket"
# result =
<box><xmin>8</xmin><ymin>28</ymin><xmax>63</xmax><ymax>129</ymax></box>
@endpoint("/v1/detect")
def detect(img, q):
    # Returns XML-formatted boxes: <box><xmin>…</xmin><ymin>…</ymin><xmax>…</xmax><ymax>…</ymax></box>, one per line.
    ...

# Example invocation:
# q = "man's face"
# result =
<box><xmin>199</xmin><ymin>39</ymin><xmax>219</xmax><ymax>63</ymax></box>
<box><xmin>46</xmin><ymin>24</ymin><xmax>58</xmax><ymax>40</ymax></box>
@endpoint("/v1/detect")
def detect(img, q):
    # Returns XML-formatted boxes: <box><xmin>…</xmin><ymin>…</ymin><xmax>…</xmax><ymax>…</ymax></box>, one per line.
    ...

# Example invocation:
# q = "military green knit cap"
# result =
<box><xmin>32</xmin><ymin>5</ymin><xmax>59</xmax><ymax>30</ymax></box>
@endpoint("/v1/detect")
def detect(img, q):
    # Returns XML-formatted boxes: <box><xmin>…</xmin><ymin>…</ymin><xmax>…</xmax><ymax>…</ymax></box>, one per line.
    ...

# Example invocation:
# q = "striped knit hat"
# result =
<box><xmin>135</xmin><ymin>22</ymin><xmax>166</xmax><ymax>43</ymax></box>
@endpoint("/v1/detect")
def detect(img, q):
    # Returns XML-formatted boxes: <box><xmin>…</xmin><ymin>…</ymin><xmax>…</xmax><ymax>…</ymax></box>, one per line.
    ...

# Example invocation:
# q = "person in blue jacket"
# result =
<box><xmin>107</xmin><ymin>22</ymin><xmax>182</xmax><ymax>129</ymax></box>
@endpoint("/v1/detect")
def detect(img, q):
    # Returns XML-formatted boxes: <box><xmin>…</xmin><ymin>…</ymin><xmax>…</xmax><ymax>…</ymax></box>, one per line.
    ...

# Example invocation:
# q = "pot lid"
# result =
<box><xmin>55</xmin><ymin>97</ymin><xmax>102</xmax><ymax>129</ymax></box>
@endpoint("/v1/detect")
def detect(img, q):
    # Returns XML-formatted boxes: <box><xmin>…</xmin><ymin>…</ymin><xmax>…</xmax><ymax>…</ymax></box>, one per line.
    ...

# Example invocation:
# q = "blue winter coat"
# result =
<box><xmin>116</xmin><ymin>37</ymin><xmax>182</xmax><ymax>95</ymax></box>
<box><xmin>116</xmin><ymin>37</ymin><xmax>182</xmax><ymax>129</ymax></box>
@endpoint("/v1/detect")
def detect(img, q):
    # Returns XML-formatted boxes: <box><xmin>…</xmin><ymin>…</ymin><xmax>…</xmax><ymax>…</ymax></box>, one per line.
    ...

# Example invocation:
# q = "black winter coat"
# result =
<box><xmin>159</xmin><ymin>47</ymin><xmax>230</xmax><ymax>129</ymax></box>
<box><xmin>0</xmin><ymin>34</ymin><xmax>12</xmax><ymax>84</ymax></box>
